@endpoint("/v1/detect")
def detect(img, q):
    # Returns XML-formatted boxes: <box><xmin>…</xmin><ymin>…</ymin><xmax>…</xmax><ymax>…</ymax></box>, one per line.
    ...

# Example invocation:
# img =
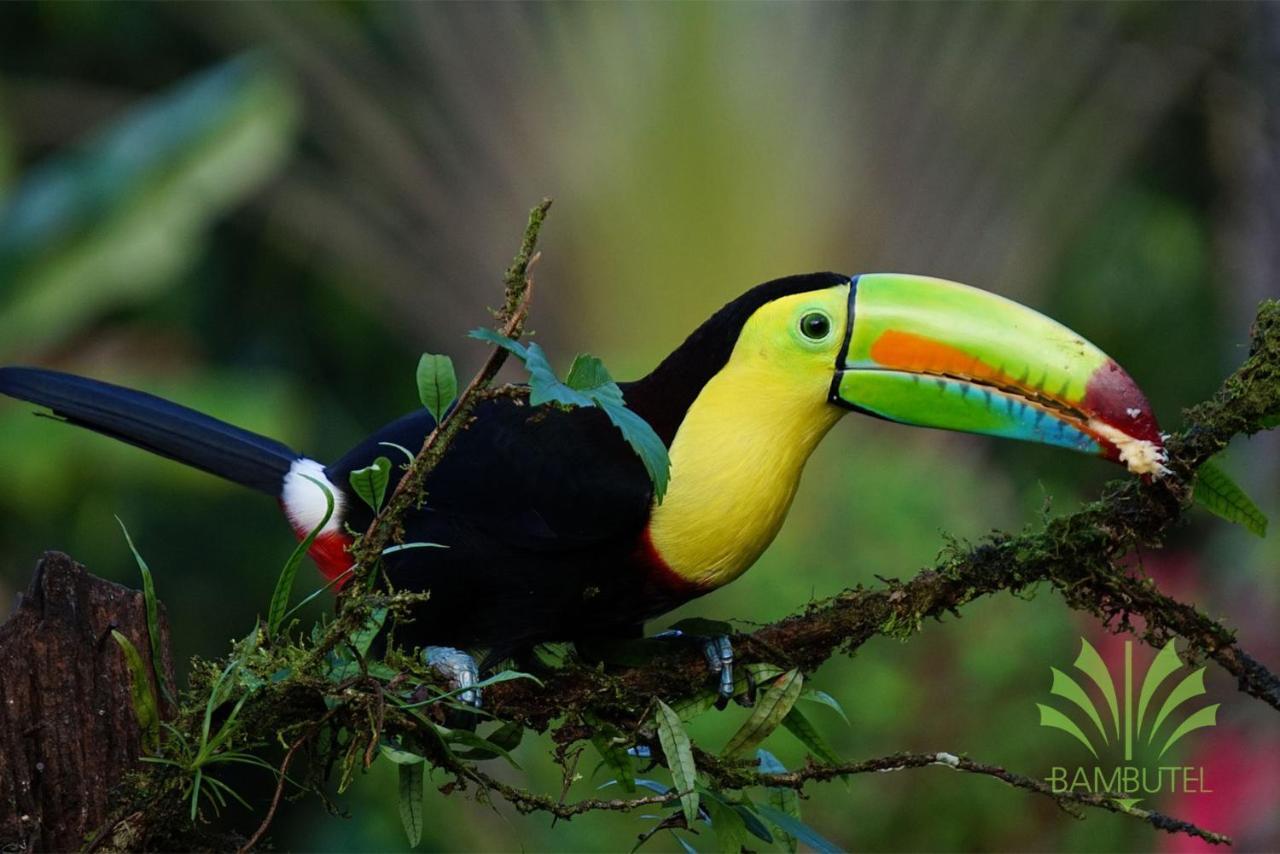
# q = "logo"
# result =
<box><xmin>1037</xmin><ymin>638</ymin><xmax>1217</xmax><ymax>809</ymax></box>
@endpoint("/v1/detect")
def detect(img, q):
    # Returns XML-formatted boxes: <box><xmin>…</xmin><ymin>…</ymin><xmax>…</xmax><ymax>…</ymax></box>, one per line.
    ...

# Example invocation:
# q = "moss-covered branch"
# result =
<box><xmin>483</xmin><ymin>300</ymin><xmax>1280</xmax><ymax>729</ymax></box>
<box><xmin>83</xmin><ymin>198</ymin><xmax>1277</xmax><ymax>849</ymax></box>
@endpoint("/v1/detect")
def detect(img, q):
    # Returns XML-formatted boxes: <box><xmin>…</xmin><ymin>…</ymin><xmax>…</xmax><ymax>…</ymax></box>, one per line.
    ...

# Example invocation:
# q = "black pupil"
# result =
<box><xmin>801</xmin><ymin>313</ymin><xmax>830</xmax><ymax>339</ymax></box>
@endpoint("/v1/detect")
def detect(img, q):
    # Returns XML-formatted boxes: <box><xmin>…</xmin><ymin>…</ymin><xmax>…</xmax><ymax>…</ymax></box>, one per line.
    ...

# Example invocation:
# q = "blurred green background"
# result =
<box><xmin>0</xmin><ymin>3</ymin><xmax>1276</xmax><ymax>852</ymax></box>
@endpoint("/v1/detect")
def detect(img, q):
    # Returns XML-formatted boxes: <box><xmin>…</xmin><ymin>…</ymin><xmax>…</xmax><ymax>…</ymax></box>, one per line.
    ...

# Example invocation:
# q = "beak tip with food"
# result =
<box><xmin>1082</xmin><ymin>359</ymin><xmax>1169</xmax><ymax>477</ymax></box>
<box><xmin>833</xmin><ymin>274</ymin><xmax>1168</xmax><ymax>478</ymax></box>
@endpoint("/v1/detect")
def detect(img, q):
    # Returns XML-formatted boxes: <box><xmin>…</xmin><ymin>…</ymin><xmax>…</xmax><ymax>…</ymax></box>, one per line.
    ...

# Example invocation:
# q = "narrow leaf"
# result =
<box><xmin>699</xmin><ymin>789</ymin><xmax>749</xmax><ymax>854</ymax></box>
<box><xmin>435</xmin><ymin>725</ymin><xmax>523</xmax><ymax>769</ymax></box>
<box><xmin>755</xmin><ymin>803</ymin><xmax>843</xmax><ymax>854</ymax></box>
<box><xmin>380</xmin><ymin>741</ymin><xmax>426</xmax><ymax>765</ymax></box>
<box><xmin>381</xmin><ymin>542</ymin><xmax>448</xmax><ymax>556</ymax></box>
<box><xmin>671</xmin><ymin>690</ymin><xmax>718</xmax><ymax>723</ymax></box>
<box><xmin>398</xmin><ymin>761</ymin><xmax>425</xmax><ymax>847</ymax></box>
<box><xmin>722</xmin><ymin>669</ymin><xmax>804</xmax><ymax>757</ymax></box>
<box><xmin>112</xmin><ymin>629</ymin><xmax>159</xmax><ymax>752</ymax></box>
<box><xmin>758</xmin><ymin>750</ymin><xmax>799</xmax><ymax>853</ymax></box>
<box><xmin>655</xmin><ymin>699</ymin><xmax>699</xmax><ymax>825</ymax></box>
<box><xmin>116</xmin><ymin>518</ymin><xmax>174</xmax><ymax>707</ymax></box>
<box><xmin>267</xmin><ymin>475</ymin><xmax>334</xmax><ymax>638</ymax></box>
<box><xmin>798</xmin><ymin>689</ymin><xmax>850</xmax><ymax>726</ymax></box>
<box><xmin>780</xmin><ymin>707</ymin><xmax>843</xmax><ymax>766</ymax></box>
<box><xmin>469</xmin><ymin>326</ymin><xmax>529</xmax><ymax>360</ymax></box>
<box><xmin>349</xmin><ymin>456</ymin><xmax>392</xmax><ymax>512</ymax></box>
<box><xmin>416</xmin><ymin>353</ymin><xmax>458</xmax><ymax>424</ymax></box>
<box><xmin>1195</xmin><ymin>458</ymin><xmax>1268</xmax><ymax>537</ymax></box>
<box><xmin>379</xmin><ymin>441</ymin><xmax>417</xmax><ymax>464</ymax></box>
<box><xmin>734</xmin><ymin>802</ymin><xmax>775</xmax><ymax>844</ymax></box>
<box><xmin>590</xmin><ymin>729</ymin><xmax>637</xmax><ymax>793</ymax></box>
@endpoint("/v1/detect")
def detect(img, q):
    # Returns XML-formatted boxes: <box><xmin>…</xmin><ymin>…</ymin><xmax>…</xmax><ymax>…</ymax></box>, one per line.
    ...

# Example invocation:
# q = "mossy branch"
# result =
<box><xmin>86</xmin><ymin>197</ymin><xmax>1278</xmax><ymax>849</ymax></box>
<box><xmin>482</xmin><ymin>299</ymin><xmax>1280</xmax><ymax>731</ymax></box>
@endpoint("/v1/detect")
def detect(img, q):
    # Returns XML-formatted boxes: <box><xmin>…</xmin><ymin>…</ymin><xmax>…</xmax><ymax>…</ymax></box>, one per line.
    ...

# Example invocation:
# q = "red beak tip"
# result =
<box><xmin>1083</xmin><ymin>360</ymin><xmax>1167</xmax><ymax>476</ymax></box>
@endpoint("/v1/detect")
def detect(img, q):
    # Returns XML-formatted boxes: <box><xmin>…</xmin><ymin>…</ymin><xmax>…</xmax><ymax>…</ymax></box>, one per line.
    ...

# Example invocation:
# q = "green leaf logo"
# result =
<box><xmin>1038</xmin><ymin>638</ymin><xmax>1217</xmax><ymax>761</ymax></box>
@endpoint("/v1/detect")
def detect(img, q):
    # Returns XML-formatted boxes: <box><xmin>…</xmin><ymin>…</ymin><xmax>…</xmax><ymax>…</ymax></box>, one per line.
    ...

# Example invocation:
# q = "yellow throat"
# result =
<box><xmin>647</xmin><ymin>287</ymin><xmax>849</xmax><ymax>589</ymax></box>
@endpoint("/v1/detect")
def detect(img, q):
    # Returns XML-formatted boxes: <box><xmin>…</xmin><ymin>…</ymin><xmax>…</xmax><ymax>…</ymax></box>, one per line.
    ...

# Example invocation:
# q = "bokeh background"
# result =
<box><xmin>1</xmin><ymin>3</ymin><xmax>1277</xmax><ymax>852</ymax></box>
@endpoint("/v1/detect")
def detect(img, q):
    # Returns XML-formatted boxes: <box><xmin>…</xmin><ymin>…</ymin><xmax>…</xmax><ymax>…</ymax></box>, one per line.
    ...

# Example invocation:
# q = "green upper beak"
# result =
<box><xmin>831</xmin><ymin>274</ymin><xmax>1166</xmax><ymax>474</ymax></box>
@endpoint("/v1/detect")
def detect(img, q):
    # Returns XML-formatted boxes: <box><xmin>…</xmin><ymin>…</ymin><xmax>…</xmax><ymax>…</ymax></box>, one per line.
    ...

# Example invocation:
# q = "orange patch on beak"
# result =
<box><xmin>869</xmin><ymin>330</ymin><xmax>1023</xmax><ymax>391</ymax></box>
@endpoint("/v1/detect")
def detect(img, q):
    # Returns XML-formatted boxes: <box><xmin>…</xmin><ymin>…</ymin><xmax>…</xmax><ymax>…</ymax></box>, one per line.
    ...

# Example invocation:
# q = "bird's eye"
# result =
<box><xmin>799</xmin><ymin>311</ymin><xmax>831</xmax><ymax>341</ymax></box>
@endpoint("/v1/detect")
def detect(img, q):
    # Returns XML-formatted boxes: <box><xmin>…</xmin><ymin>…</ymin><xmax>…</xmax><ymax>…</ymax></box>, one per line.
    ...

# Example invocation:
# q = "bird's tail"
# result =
<box><xmin>0</xmin><ymin>366</ymin><xmax>300</xmax><ymax>496</ymax></box>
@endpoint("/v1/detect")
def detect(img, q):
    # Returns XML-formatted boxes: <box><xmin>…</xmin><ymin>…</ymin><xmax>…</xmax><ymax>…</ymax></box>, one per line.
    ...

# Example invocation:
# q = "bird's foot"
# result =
<box><xmin>653</xmin><ymin>630</ymin><xmax>755</xmax><ymax>709</ymax></box>
<box><xmin>424</xmin><ymin>646</ymin><xmax>481</xmax><ymax>708</ymax></box>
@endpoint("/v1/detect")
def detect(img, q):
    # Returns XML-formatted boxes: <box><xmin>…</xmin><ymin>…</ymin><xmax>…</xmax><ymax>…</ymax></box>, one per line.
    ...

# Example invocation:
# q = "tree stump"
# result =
<box><xmin>0</xmin><ymin>552</ymin><xmax>174</xmax><ymax>852</ymax></box>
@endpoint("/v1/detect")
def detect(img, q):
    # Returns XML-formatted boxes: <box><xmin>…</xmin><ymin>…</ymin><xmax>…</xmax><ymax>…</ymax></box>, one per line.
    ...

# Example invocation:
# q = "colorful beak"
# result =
<box><xmin>832</xmin><ymin>274</ymin><xmax>1167</xmax><ymax>475</ymax></box>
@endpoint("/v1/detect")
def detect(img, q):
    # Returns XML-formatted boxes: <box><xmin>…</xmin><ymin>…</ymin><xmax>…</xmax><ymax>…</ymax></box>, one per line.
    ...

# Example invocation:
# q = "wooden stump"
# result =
<box><xmin>0</xmin><ymin>552</ymin><xmax>174</xmax><ymax>852</ymax></box>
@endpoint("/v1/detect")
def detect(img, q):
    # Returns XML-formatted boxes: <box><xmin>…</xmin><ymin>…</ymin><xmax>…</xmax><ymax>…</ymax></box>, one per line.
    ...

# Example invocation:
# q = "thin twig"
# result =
<box><xmin>702</xmin><ymin>751</ymin><xmax>1231</xmax><ymax>846</ymax></box>
<box><xmin>238</xmin><ymin>707</ymin><xmax>340</xmax><ymax>853</ymax></box>
<box><xmin>347</xmin><ymin>198</ymin><xmax>552</xmax><ymax>573</ymax></box>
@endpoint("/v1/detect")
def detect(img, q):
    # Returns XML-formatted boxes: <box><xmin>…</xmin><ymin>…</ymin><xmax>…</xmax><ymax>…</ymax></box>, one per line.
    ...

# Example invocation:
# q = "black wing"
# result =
<box><xmin>326</xmin><ymin>394</ymin><xmax>658</xmax><ymax>650</ymax></box>
<box><xmin>329</xmin><ymin>394</ymin><xmax>653</xmax><ymax>550</ymax></box>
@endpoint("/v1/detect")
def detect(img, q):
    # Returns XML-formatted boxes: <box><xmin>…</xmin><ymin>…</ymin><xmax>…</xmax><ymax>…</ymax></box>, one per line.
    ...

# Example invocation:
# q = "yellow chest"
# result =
<box><xmin>646</xmin><ymin>363</ymin><xmax>843</xmax><ymax>589</ymax></box>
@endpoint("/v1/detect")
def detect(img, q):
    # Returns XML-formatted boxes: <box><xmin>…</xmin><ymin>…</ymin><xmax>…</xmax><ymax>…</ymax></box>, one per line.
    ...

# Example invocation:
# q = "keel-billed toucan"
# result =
<box><xmin>0</xmin><ymin>273</ymin><xmax>1165</xmax><ymax>703</ymax></box>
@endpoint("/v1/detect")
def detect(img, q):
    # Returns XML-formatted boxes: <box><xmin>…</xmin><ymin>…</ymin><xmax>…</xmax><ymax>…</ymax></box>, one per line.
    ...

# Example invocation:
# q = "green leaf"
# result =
<box><xmin>380</xmin><ymin>741</ymin><xmax>426</xmax><ymax>765</ymax></box>
<box><xmin>565</xmin><ymin>354</ymin><xmax>622</xmax><ymax>403</ymax></box>
<box><xmin>433</xmin><ymin>724</ymin><xmax>523</xmax><ymax>769</ymax></box>
<box><xmin>267</xmin><ymin>475</ymin><xmax>334</xmax><ymax>638</ymax></box>
<box><xmin>398</xmin><ymin>669</ymin><xmax>542</xmax><ymax>709</ymax></box>
<box><xmin>467</xmin><ymin>328</ymin><xmax>671</xmax><ymax>502</ymax></box>
<box><xmin>379</xmin><ymin>441</ymin><xmax>417</xmax><ymax>465</ymax></box>
<box><xmin>487</xmin><ymin>721</ymin><xmax>526</xmax><ymax>752</ymax></box>
<box><xmin>590</xmin><ymin>723</ymin><xmax>637</xmax><ymax>793</ymax></box>
<box><xmin>524</xmin><ymin>342</ymin><xmax>595</xmax><ymax>408</ymax></box>
<box><xmin>398</xmin><ymin>761</ymin><xmax>425</xmax><ymax>848</ymax></box>
<box><xmin>351</xmin><ymin>607</ymin><xmax>388</xmax><ymax>658</ymax></box>
<box><xmin>381</xmin><ymin>542</ymin><xmax>448</xmax><ymax>557</ymax></box>
<box><xmin>722</xmin><ymin>669</ymin><xmax>804</xmax><ymax>757</ymax></box>
<box><xmin>655</xmin><ymin>699</ymin><xmax>699</xmax><ymax>825</ymax></box>
<box><xmin>532</xmin><ymin>641</ymin><xmax>573</xmax><ymax>669</ymax></box>
<box><xmin>733</xmin><ymin>801</ymin><xmax>775</xmax><ymax>844</ymax></box>
<box><xmin>754</xmin><ymin>803</ymin><xmax>843</xmax><ymax>854</ymax></box>
<box><xmin>349</xmin><ymin>456</ymin><xmax>392</xmax><ymax>512</ymax></box>
<box><xmin>115</xmin><ymin>518</ymin><xmax>174</xmax><ymax>707</ymax></box>
<box><xmin>469</xmin><ymin>326</ymin><xmax>529</xmax><ymax>360</ymax></box>
<box><xmin>780</xmin><ymin>707</ymin><xmax>843</xmax><ymax>767</ymax></box>
<box><xmin>416</xmin><ymin>353</ymin><xmax>458</xmax><ymax>424</ymax></box>
<box><xmin>1261</xmin><ymin>411</ymin><xmax>1280</xmax><ymax>429</ymax></box>
<box><xmin>597</xmin><ymin>402</ymin><xmax>671</xmax><ymax>502</ymax></box>
<box><xmin>799</xmin><ymin>689</ymin><xmax>850</xmax><ymax>726</ymax></box>
<box><xmin>112</xmin><ymin>629</ymin><xmax>160</xmax><ymax>752</ymax></box>
<box><xmin>698</xmin><ymin>788</ymin><xmax>749</xmax><ymax>854</ymax></box>
<box><xmin>671</xmin><ymin>690</ymin><xmax>719</xmax><ymax>723</ymax></box>
<box><xmin>1195</xmin><ymin>458</ymin><xmax>1268</xmax><ymax>537</ymax></box>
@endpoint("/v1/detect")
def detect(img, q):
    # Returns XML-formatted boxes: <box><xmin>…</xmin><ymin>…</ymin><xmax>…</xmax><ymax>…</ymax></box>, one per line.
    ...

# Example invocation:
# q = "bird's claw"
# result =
<box><xmin>703</xmin><ymin>636</ymin><xmax>735</xmax><ymax>709</ymax></box>
<box><xmin>655</xmin><ymin>630</ymin><xmax>753</xmax><ymax>708</ymax></box>
<box><xmin>424</xmin><ymin>646</ymin><xmax>481</xmax><ymax>708</ymax></box>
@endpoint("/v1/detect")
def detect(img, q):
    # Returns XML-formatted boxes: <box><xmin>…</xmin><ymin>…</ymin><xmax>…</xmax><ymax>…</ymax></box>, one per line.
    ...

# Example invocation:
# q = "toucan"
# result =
<box><xmin>0</xmin><ymin>273</ymin><xmax>1165</xmax><ymax>705</ymax></box>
